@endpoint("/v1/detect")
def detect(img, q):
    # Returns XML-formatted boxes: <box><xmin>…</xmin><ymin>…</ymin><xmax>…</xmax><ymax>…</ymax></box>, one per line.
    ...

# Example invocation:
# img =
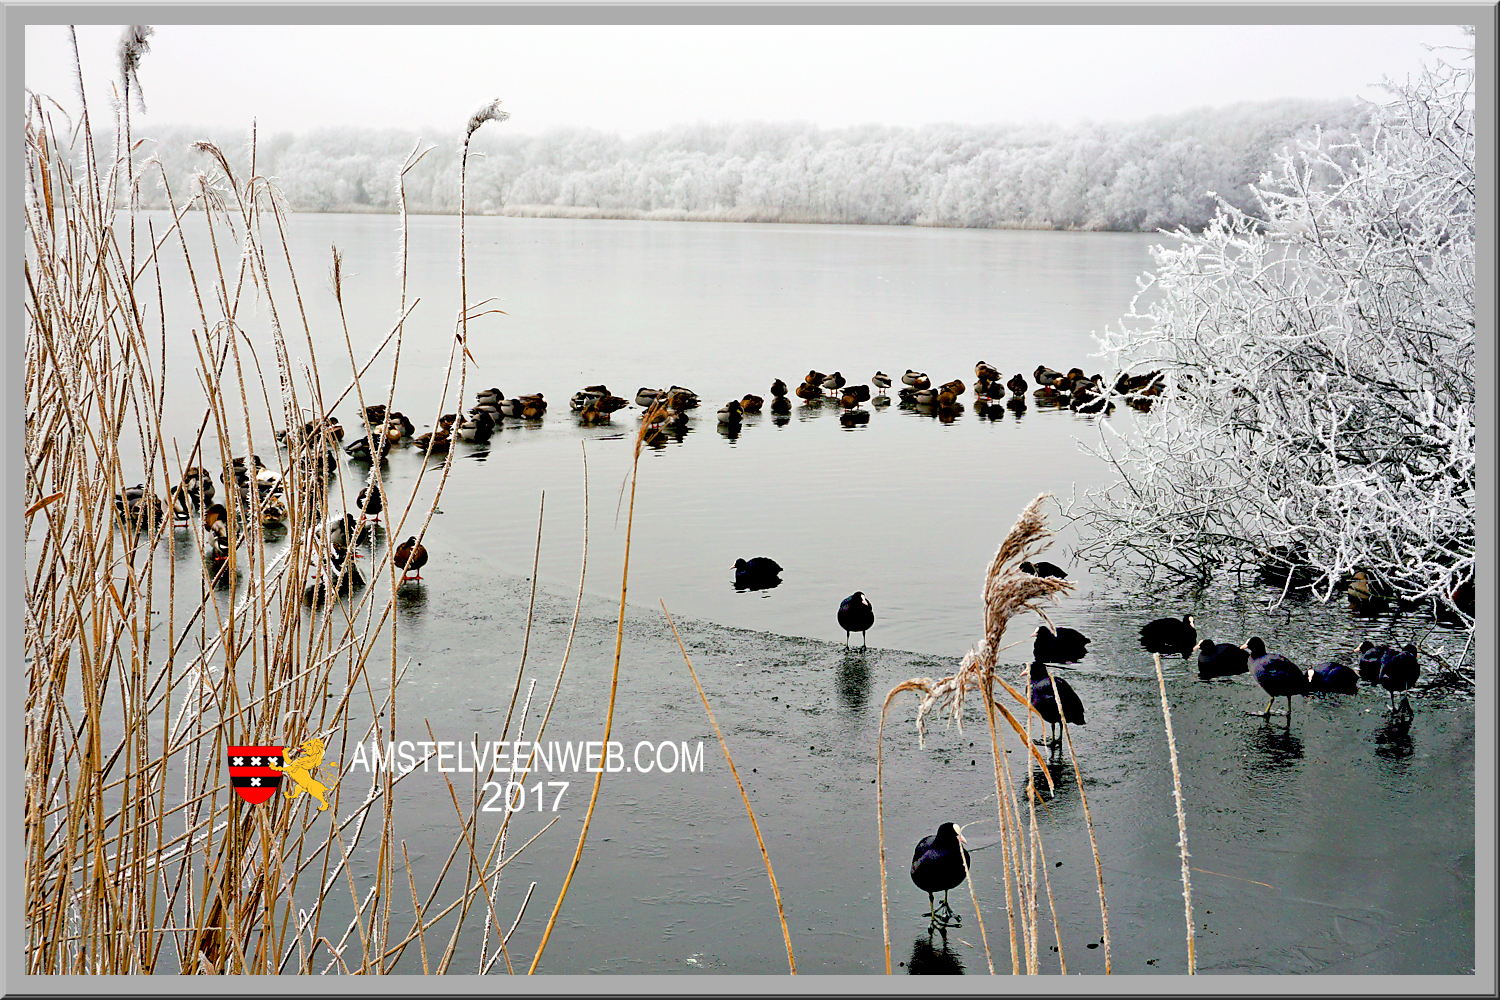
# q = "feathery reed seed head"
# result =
<box><xmin>466</xmin><ymin>98</ymin><xmax>510</xmax><ymax>139</ymax></box>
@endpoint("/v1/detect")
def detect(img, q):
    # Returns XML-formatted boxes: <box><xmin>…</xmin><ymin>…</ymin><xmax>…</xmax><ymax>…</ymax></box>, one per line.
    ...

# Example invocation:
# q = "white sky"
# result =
<box><xmin>23</xmin><ymin>22</ymin><xmax>1473</xmax><ymax>138</ymax></box>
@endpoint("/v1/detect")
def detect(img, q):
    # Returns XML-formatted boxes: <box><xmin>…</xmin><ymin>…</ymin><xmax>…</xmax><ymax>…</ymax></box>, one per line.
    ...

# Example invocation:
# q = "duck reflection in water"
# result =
<box><xmin>1248</xmin><ymin>721</ymin><xmax>1304</xmax><ymax>769</ymax></box>
<box><xmin>396</xmin><ymin>582</ymin><xmax>428</xmax><ymax>616</ymax></box>
<box><xmin>907</xmin><ymin>929</ymin><xmax>965</xmax><ymax>975</ymax></box>
<box><xmin>836</xmin><ymin>649</ymin><xmax>869</xmax><ymax>712</ymax></box>
<box><xmin>1374</xmin><ymin>714</ymin><xmax>1415</xmax><ymax>762</ymax></box>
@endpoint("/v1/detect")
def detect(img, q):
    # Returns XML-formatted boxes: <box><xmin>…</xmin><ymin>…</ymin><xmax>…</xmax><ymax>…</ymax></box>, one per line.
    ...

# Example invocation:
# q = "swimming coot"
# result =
<box><xmin>1020</xmin><ymin>560</ymin><xmax>1068</xmax><ymax>579</ymax></box>
<box><xmin>733</xmin><ymin>557</ymin><xmax>783</xmax><ymax>591</ymax></box>
<box><xmin>1033</xmin><ymin>625</ymin><xmax>1089</xmax><ymax>664</ymax></box>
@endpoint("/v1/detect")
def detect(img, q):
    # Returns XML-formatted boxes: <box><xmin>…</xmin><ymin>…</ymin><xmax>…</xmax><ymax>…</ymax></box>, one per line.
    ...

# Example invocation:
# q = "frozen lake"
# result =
<box><xmin>124</xmin><ymin>212</ymin><xmax>1474</xmax><ymax>976</ymax></box>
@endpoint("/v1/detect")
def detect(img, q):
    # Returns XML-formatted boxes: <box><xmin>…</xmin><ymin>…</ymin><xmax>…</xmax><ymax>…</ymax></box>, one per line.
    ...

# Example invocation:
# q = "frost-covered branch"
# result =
<box><xmin>1075</xmin><ymin>42</ymin><xmax>1473</xmax><ymax>628</ymax></box>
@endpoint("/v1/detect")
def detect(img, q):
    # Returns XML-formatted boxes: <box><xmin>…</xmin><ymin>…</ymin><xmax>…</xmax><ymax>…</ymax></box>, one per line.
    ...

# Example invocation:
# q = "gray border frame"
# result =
<box><xmin>6</xmin><ymin>4</ymin><xmax>1493</xmax><ymax>995</ymax></box>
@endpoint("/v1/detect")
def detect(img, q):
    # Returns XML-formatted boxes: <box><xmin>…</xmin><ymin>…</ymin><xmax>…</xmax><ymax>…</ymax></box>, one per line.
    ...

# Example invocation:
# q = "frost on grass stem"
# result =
<box><xmin>119</xmin><ymin>25</ymin><xmax>154</xmax><ymax>110</ymax></box>
<box><xmin>466</xmin><ymin>98</ymin><xmax>509</xmax><ymax>141</ymax></box>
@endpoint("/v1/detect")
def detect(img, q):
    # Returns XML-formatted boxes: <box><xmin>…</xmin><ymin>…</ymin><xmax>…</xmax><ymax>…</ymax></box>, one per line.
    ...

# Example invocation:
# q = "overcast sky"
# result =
<box><xmin>23</xmin><ymin>21</ymin><xmax>1472</xmax><ymax>138</ymax></box>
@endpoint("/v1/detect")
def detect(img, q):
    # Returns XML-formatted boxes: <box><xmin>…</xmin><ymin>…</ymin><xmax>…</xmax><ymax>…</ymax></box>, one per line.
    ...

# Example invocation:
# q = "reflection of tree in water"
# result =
<box><xmin>836</xmin><ymin>650</ymin><xmax>869</xmax><ymax>712</ymax></box>
<box><xmin>907</xmin><ymin>930</ymin><xmax>965</xmax><ymax>974</ymax></box>
<box><xmin>1373</xmin><ymin>716</ymin><xmax>1415</xmax><ymax>764</ymax></box>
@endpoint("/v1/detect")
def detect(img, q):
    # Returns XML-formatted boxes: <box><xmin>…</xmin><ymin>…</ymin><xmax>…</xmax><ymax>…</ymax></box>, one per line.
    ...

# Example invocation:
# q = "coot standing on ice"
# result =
<box><xmin>1195</xmin><ymin>639</ymin><xmax>1249</xmax><ymax>680</ymax></box>
<box><xmin>838</xmin><ymin>592</ymin><xmax>875</xmax><ymax>646</ymax></box>
<box><xmin>1140</xmin><ymin>614</ymin><xmax>1197</xmax><ymax>658</ymax></box>
<box><xmin>1029</xmin><ymin>661</ymin><xmax>1086</xmax><ymax>745</ymax></box>
<box><xmin>911</xmin><ymin>822</ymin><xmax>971</xmax><ymax>927</ymax></box>
<box><xmin>1242</xmin><ymin>636</ymin><xmax>1308</xmax><ymax>721</ymax></box>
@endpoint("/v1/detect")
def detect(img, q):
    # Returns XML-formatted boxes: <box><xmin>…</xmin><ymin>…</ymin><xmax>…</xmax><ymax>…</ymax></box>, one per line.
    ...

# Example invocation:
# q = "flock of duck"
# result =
<box><xmin>110</xmin><ymin>357</ymin><xmax>1167</xmax><ymax>603</ymax></box>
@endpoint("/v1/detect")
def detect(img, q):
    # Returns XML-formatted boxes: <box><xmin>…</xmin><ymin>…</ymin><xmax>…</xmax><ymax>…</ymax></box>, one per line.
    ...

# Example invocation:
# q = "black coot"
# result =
<box><xmin>733</xmin><ymin>557</ymin><xmax>783</xmax><ymax>591</ymax></box>
<box><xmin>1020</xmin><ymin>560</ymin><xmax>1068</xmax><ymax>579</ymax></box>
<box><xmin>1243</xmin><ymin>636</ymin><xmax>1308</xmax><ymax>721</ymax></box>
<box><xmin>911</xmin><ymin>822</ymin><xmax>970</xmax><ymax>927</ymax></box>
<box><xmin>1140</xmin><ymin>614</ymin><xmax>1197</xmax><ymax>657</ymax></box>
<box><xmin>1029</xmin><ymin>661</ymin><xmax>1086</xmax><ymax>745</ymax></box>
<box><xmin>1307</xmin><ymin>660</ymin><xmax>1359</xmax><ymax>695</ymax></box>
<box><xmin>1196</xmin><ymin>639</ymin><xmax>1249</xmax><ymax>680</ymax></box>
<box><xmin>1034</xmin><ymin>626</ymin><xmax>1089</xmax><ymax>663</ymax></box>
<box><xmin>1356</xmin><ymin>640</ymin><xmax>1397</xmax><ymax>684</ymax></box>
<box><xmin>838</xmin><ymin>592</ymin><xmax>875</xmax><ymax>646</ymax></box>
<box><xmin>1378</xmin><ymin>644</ymin><xmax>1420</xmax><ymax>713</ymax></box>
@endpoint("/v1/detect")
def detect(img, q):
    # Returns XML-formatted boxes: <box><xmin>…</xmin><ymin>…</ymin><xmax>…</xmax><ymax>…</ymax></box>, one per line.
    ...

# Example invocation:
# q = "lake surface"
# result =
<box><xmin>126</xmin><ymin>213</ymin><xmax>1474</xmax><ymax>977</ymax></box>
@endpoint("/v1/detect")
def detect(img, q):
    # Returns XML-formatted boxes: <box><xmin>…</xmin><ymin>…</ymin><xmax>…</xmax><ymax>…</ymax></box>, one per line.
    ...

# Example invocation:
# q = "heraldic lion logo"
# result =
<box><xmin>267</xmin><ymin>736</ymin><xmax>337</xmax><ymax>811</ymax></box>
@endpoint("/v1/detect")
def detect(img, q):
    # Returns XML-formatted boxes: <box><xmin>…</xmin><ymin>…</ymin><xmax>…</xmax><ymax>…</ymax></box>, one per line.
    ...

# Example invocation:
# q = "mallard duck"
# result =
<box><xmin>871</xmin><ymin>372</ymin><xmax>892</xmax><ymax>395</ymax></box>
<box><xmin>975</xmin><ymin>361</ymin><xmax>1000</xmax><ymax>383</ymax></box>
<box><xmin>1346</xmin><ymin>569</ymin><xmax>1390</xmax><ymax>614</ymax></box>
<box><xmin>364</xmin><ymin>404</ymin><xmax>389</xmax><ymax>428</ymax></box>
<box><xmin>803</xmin><ymin>370</ymin><xmax>825</xmax><ymax>388</ymax></box>
<box><xmin>1007</xmin><ymin>373</ymin><xmax>1028</xmax><ymax>396</ymax></box>
<box><xmin>116</xmin><ymin>486</ymin><xmax>167</xmax><ymax>532</ymax></box>
<box><xmin>1242</xmin><ymin>637</ymin><xmax>1308</xmax><ymax>720</ymax></box>
<box><xmin>939</xmin><ymin>379</ymin><xmax>965</xmax><ymax>396</ymax></box>
<box><xmin>393</xmin><ymin>536</ymin><xmax>428</xmax><ymax>582</ymax></box>
<box><xmin>717</xmin><ymin>399</ymin><xmax>743</xmax><ymax>424</ymax></box>
<box><xmin>636</xmin><ymin>387</ymin><xmax>665</xmax><ymax>407</ymax></box>
<box><xmin>837</xmin><ymin>592</ymin><xmax>875</xmax><ymax>647</ymax></box>
<box><xmin>769</xmin><ymin>378</ymin><xmax>789</xmax><ymax>398</ymax></box>
<box><xmin>821</xmin><ymin>371</ymin><xmax>846</xmax><ymax>395</ymax></box>
<box><xmin>203</xmin><ymin>503</ymin><xmax>234</xmax><ymax>560</ymax></box>
<box><xmin>476</xmin><ymin>387</ymin><xmax>504</xmax><ymax>407</ymax></box>
<box><xmin>1030</xmin><ymin>661</ymin><xmax>1086</xmax><ymax>745</ymax></box>
<box><xmin>902</xmin><ymin>370</ymin><xmax>930</xmax><ymax>389</ymax></box>
<box><xmin>795</xmin><ymin>381</ymin><xmax>823</xmax><ymax>400</ymax></box>
<box><xmin>357</xmin><ymin>479</ymin><xmax>384</xmax><ymax>522</ymax></box>
<box><xmin>413</xmin><ymin>429</ymin><xmax>451</xmax><ymax>454</ymax></box>
<box><xmin>454</xmin><ymin>411</ymin><xmax>495</xmax><ymax>441</ymax></box>
<box><xmin>911</xmin><ymin>823</ymin><xmax>970</xmax><ymax>929</ymax></box>
<box><xmin>840</xmin><ymin>385</ymin><xmax>870</xmax><ymax>408</ymax></box>
<box><xmin>1140</xmin><ymin>614</ymin><xmax>1197</xmax><ymax>658</ymax></box>
<box><xmin>740</xmin><ymin>395</ymin><xmax>764</xmax><ymax>414</ymax></box>
<box><xmin>1034</xmin><ymin>365</ymin><xmax>1065</xmax><ymax>387</ymax></box>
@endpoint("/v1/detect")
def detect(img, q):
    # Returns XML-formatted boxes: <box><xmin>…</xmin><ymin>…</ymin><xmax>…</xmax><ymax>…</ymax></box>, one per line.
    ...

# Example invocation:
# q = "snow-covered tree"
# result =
<box><xmin>1076</xmin><ymin>38</ymin><xmax>1475</xmax><ymax>626</ymax></box>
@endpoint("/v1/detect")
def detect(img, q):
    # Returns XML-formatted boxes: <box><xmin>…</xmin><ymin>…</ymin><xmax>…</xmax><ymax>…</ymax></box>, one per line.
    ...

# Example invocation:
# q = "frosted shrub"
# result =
<box><xmin>1077</xmin><ymin>39</ymin><xmax>1474</xmax><ymax>625</ymax></box>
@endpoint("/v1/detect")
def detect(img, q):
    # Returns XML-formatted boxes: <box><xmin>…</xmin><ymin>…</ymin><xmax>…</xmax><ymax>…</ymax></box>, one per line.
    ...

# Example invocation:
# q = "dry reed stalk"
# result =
<box><xmin>661</xmin><ymin>602</ymin><xmax>798</xmax><ymax>974</ymax></box>
<box><xmin>1153</xmin><ymin>653</ymin><xmax>1195</xmax><ymax>973</ymax></box>
<box><xmin>877</xmin><ymin>494</ymin><xmax>1115</xmax><ymax>976</ymax></box>
<box><xmin>24</xmin><ymin>52</ymin><xmax>543</xmax><ymax>973</ymax></box>
<box><xmin>526</xmin><ymin>401</ymin><xmax>661</xmax><ymax>974</ymax></box>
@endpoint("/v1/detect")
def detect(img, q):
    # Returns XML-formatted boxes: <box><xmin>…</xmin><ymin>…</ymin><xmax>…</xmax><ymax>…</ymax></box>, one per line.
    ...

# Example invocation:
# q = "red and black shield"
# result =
<box><xmin>228</xmin><ymin>745</ymin><xmax>285</xmax><ymax>804</ymax></box>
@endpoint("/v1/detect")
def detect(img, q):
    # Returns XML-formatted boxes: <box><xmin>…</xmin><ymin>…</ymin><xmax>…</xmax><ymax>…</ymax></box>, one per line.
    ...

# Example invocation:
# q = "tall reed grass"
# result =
<box><xmin>22</xmin><ymin>34</ymin><xmax>551</xmax><ymax>974</ymax></box>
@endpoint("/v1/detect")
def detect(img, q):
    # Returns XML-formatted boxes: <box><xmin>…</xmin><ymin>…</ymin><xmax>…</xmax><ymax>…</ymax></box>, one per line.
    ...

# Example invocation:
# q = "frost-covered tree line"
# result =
<box><xmin>1075</xmin><ymin>40</ymin><xmax>1474</xmax><ymax>630</ymax></box>
<box><xmin>123</xmin><ymin>98</ymin><xmax>1374</xmax><ymax>231</ymax></box>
